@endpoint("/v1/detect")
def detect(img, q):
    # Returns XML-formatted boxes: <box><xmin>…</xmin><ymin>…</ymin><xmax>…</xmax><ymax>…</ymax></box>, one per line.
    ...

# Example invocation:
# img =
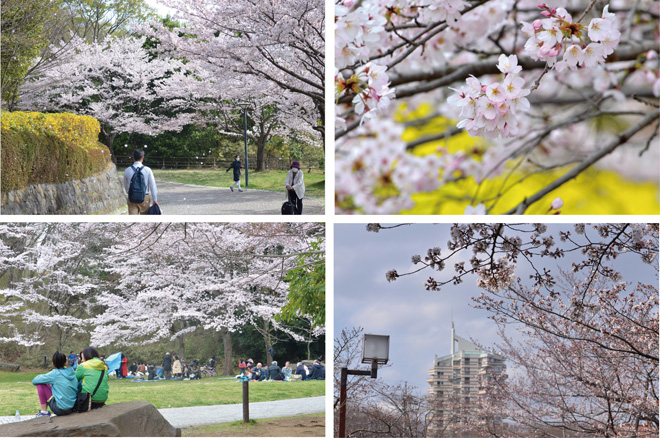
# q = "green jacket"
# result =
<box><xmin>75</xmin><ymin>358</ymin><xmax>109</xmax><ymax>403</ymax></box>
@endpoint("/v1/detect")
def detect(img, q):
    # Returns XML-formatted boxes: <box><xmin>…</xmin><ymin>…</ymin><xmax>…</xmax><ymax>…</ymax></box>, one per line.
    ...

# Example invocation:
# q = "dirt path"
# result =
<box><xmin>182</xmin><ymin>413</ymin><xmax>325</xmax><ymax>437</ymax></box>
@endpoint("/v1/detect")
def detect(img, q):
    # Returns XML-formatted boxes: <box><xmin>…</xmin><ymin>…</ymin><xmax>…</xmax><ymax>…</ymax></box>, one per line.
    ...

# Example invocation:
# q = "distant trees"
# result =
<box><xmin>334</xmin><ymin>326</ymin><xmax>430</xmax><ymax>437</ymax></box>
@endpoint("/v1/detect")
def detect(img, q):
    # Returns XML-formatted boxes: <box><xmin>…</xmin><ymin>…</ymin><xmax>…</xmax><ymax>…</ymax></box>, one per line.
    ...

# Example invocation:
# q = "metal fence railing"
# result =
<box><xmin>115</xmin><ymin>155</ymin><xmax>323</xmax><ymax>172</ymax></box>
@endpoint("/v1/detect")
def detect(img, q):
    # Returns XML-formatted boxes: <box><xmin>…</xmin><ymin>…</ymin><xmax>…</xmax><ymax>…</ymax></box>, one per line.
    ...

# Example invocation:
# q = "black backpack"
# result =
<box><xmin>128</xmin><ymin>165</ymin><xmax>146</xmax><ymax>203</ymax></box>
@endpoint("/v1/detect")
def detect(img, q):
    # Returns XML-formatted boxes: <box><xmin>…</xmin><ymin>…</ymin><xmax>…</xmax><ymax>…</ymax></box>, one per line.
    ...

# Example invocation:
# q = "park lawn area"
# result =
<box><xmin>0</xmin><ymin>371</ymin><xmax>324</xmax><ymax>416</ymax></box>
<box><xmin>152</xmin><ymin>169</ymin><xmax>325</xmax><ymax>200</ymax></box>
<box><xmin>182</xmin><ymin>413</ymin><xmax>324</xmax><ymax>437</ymax></box>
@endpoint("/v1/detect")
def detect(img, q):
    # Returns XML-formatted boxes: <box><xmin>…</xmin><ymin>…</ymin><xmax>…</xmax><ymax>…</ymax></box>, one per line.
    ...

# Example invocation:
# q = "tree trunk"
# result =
<box><xmin>101</xmin><ymin>124</ymin><xmax>117</xmax><ymax>164</ymax></box>
<box><xmin>256</xmin><ymin>138</ymin><xmax>266</xmax><ymax>171</ymax></box>
<box><xmin>263</xmin><ymin>320</ymin><xmax>273</xmax><ymax>365</ymax></box>
<box><xmin>177</xmin><ymin>334</ymin><xmax>185</xmax><ymax>361</ymax></box>
<box><xmin>221</xmin><ymin>327</ymin><xmax>233</xmax><ymax>376</ymax></box>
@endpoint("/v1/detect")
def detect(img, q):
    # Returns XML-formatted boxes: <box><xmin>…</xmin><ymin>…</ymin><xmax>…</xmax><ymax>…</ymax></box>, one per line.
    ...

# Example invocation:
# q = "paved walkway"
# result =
<box><xmin>136</xmin><ymin>180</ymin><xmax>324</xmax><ymax>215</ymax></box>
<box><xmin>0</xmin><ymin>396</ymin><xmax>325</xmax><ymax>428</ymax></box>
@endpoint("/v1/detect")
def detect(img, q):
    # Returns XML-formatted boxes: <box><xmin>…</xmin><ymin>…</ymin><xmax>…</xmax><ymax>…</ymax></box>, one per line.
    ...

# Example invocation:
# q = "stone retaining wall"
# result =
<box><xmin>1</xmin><ymin>162</ymin><xmax>125</xmax><ymax>215</ymax></box>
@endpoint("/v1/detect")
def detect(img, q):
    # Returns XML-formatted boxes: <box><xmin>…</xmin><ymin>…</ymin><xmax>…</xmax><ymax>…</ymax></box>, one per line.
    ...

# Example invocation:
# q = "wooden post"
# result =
<box><xmin>242</xmin><ymin>380</ymin><xmax>249</xmax><ymax>423</ymax></box>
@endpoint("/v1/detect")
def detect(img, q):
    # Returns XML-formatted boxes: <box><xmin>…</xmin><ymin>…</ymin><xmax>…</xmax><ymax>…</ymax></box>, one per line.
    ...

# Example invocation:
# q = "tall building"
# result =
<box><xmin>427</xmin><ymin>323</ymin><xmax>506</xmax><ymax>434</ymax></box>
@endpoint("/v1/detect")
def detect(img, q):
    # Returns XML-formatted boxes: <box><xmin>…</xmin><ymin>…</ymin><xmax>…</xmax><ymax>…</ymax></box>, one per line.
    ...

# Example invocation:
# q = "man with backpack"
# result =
<box><xmin>123</xmin><ymin>149</ymin><xmax>158</xmax><ymax>215</ymax></box>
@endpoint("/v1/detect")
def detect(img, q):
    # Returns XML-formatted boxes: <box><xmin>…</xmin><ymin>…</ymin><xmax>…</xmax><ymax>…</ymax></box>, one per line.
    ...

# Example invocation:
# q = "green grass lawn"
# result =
<box><xmin>151</xmin><ymin>169</ymin><xmax>325</xmax><ymax>200</ymax></box>
<box><xmin>0</xmin><ymin>371</ymin><xmax>324</xmax><ymax>416</ymax></box>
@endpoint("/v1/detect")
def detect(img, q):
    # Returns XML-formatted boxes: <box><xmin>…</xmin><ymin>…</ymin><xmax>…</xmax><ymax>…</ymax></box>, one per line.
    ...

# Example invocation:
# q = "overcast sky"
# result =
<box><xmin>334</xmin><ymin>223</ymin><xmax>655</xmax><ymax>392</ymax></box>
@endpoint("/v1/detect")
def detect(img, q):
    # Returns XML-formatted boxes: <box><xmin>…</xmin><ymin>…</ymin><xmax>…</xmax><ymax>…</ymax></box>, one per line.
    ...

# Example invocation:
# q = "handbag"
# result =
<box><xmin>73</xmin><ymin>370</ymin><xmax>105</xmax><ymax>413</ymax></box>
<box><xmin>147</xmin><ymin>204</ymin><xmax>162</xmax><ymax>215</ymax></box>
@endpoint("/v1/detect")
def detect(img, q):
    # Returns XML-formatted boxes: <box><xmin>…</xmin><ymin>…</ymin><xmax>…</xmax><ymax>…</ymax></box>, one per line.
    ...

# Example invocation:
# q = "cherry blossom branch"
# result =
<box><xmin>503</xmin><ymin>108</ymin><xmax>660</xmax><ymax>214</ymax></box>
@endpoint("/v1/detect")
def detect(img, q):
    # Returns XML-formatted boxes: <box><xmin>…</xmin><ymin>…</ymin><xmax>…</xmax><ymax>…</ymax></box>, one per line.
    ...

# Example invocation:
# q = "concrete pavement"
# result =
<box><xmin>0</xmin><ymin>396</ymin><xmax>325</xmax><ymax>428</ymax></box>
<box><xmin>138</xmin><ymin>180</ymin><xmax>324</xmax><ymax>215</ymax></box>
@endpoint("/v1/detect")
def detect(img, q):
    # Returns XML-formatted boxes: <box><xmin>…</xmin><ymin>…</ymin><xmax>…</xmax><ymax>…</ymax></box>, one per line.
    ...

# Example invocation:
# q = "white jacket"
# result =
<box><xmin>285</xmin><ymin>170</ymin><xmax>305</xmax><ymax>199</ymax></box>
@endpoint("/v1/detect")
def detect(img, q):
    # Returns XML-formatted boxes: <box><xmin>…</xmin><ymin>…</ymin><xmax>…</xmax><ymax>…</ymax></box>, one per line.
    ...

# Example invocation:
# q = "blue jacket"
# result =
<box><xmin>32</xmin><ymin>368</ymin><xmax>79</xmax><ymax>410</ymax></box>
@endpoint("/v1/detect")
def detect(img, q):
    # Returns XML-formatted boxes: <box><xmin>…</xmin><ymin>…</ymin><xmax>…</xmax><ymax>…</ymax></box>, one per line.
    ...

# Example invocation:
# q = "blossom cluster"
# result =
<box><xmin>336</xmin><ymin>62</ymin><xmax>395</xmax><ymax>128</ymax></box>
<box><xmin>335</xmin><ymin>1</ymin><xmax>386</xmax><ymax>70</ymax></box>
<box><xmin>521</xmin><ymin>4</ymin><xmax>620</xmax><ymax>71</ymax></box>
<box><xmin>336</xmin><ymin>120</ymin><xmax>443</xmax><ymax>214</ymax></box>
<box><xmin>448</xmin><ymin>54</ymin><xmax>531</xmax><ymax>138</ymax></box>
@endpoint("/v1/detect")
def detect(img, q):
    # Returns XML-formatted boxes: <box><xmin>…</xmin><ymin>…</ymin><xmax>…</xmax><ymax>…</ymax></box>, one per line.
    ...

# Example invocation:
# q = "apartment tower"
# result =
<box><xmin>427</xmin><ymin>323</ymin><xmax>506</xmax><ymax>434</ymax></box>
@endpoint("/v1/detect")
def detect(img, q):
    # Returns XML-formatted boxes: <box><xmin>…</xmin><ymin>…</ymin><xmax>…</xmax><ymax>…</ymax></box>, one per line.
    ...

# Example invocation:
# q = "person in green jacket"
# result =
<box><xmin>75</xmin><ymin>346</ymin><xmax>109</xmax><ymax>409</ymax></box>
<box><xmin>32</xmin><ymin>352</ymin><xmax>79</xmax><ymax>417</ymax></box>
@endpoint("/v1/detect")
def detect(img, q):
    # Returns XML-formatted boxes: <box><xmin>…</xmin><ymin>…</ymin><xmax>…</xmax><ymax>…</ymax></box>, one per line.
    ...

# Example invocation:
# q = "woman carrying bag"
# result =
<box><xmin>75</xmin><ymin>346</ymin><xmax>109</xmax><ymax>411</ymax></box>
<box><xmin>285</xmin><ymin>161</ymin><xmax>305</xmax><ymax>215</ymax></box>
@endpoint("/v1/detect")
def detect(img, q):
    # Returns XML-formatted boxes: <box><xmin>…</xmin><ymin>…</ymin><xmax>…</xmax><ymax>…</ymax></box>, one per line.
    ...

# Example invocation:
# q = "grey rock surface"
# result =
<box><xmin>0</xmin><ymin>401</ymin><xmax>178</xmax><ymax>437</ymax></box>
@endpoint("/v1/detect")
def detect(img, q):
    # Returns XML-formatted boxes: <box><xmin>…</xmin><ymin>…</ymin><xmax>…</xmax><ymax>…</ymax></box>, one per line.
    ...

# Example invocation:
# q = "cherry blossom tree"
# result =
<box><xmin>91</xmin><ymin>222</ymin><xmax>325</xmax><ymax>374</ymax></box>
<box><xmin>1</xmin><ymin>223</ymin><xmax>325</xmax><ymax>376</ymax></box>
<box><xmin>17</xmin><ymin>35</ymin><xmax>213</xmax><ymax>162</ymax></box>
<box><xmin>336</xmin><ymin>1</ymin><xmax>659</xmax><ymax>214</ymax></box>
<box><xmin>0</xmin><ymin>223</ymin><xmax>111</xmax><ymax>351</ymax></box>
<box><xmin>378</xmin><ymin>223</ymin><xmax>659</xmax><ymax>435</ymax></box>
<box><xmin>141</xmin><ymin>0</ymin><xmax>325</xmax><ymax>142</ymax></box>
<box><xmin>212</xmin><ymin>91</ymin><xmax>320</xmax><ymax>171</ymax></box>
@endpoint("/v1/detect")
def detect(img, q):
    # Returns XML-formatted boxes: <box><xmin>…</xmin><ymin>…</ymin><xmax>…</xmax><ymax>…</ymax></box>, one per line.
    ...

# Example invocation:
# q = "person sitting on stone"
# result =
<box><xmin>32</xmin><ymin>352</ymin><xmax>78</xmax><ymax>417</ymax></box>
<box><xmin>76</xmin><ymin>346</ymin><xmax>109</xmax><ymax>410</ymax></box>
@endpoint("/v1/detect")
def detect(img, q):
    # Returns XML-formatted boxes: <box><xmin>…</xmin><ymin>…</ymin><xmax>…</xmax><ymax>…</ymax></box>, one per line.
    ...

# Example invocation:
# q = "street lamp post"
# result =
<box><xmin>338</xmin><ymin>334</ymin><xmax>390</xmax><ymax>438</ymax></box>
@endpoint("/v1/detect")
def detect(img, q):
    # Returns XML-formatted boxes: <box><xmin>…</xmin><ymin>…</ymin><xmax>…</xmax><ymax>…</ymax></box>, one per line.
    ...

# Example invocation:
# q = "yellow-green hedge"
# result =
<box><xmin>1</xmin><ymin>112</ymin><xmax>112</xmax><ymax>192</ymax></box>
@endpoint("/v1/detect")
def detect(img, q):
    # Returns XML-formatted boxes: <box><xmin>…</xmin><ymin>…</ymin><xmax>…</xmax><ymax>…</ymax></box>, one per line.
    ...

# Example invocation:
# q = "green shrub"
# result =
<box><xmin>1</xmin><ymin>112</ymin><xmax>111</xmax><ymax>192</ymax></box>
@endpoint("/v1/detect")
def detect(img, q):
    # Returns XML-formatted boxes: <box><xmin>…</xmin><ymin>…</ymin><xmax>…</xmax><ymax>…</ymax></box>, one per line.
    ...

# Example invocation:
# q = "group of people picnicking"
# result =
<box><xmin>31</xmin><ymin>348</ymin><xmax>323</xmax><ymax>417</ymax></box>
<box><xmin>123</xmin><ymin>149</ymin><xmax>306</xmax><ymax>215</ymax></box>
<box><xmin>238</xmin><ymin>358</ymin><xmax>325</xmax><ymax>382</ymax></box>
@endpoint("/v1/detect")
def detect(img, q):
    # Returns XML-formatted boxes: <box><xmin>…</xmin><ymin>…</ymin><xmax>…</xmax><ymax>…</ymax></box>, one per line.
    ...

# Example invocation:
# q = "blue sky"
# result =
<box><xmin>334</xmin><ymin>223</ymin><xmax>655</xmax><ymax>392</ymax></box>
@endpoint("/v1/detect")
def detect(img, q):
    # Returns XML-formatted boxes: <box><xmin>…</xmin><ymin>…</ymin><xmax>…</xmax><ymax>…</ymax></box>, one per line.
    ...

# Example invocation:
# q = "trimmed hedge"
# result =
<box><xmin>1</xmin><ymin>112</ymin><xmax>112</xmax><ymax>192</ymax></box>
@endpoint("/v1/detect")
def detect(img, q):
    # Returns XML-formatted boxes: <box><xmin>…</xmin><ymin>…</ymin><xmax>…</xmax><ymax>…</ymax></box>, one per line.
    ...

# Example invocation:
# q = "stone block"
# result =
<box><xmin>0</xmin><ymin>401</ymin><xmax>180</xmax><ymax>437</ymax></box>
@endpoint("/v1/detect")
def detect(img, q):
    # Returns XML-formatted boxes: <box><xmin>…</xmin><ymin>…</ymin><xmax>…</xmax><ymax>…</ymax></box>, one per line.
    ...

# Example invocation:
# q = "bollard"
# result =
<box><xmin>43</xmin><ymin>355</ymin><xmax>47</xmax><ymax>369</ymax></box>
<box><xmin>242</xmin><ymin>380</ymin><xmax>249</xmax><ymax>423</ymax></box>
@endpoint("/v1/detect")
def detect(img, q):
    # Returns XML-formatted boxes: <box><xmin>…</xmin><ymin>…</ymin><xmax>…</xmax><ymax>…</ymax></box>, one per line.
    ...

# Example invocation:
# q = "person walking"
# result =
<box><xmin>285</xmin><ymin>161</ymin><xmax>305</xmax><ymax>215</ymax></box>
<box><xmin>123</xmin><ymin>148</ymin><xmax>158</xmax><ymax>215</ymax></box>
<box><xmin>226</xmin><ymin>155</ymin><xmax>243</xmax><ymax>192</ymax></box>
<box><xmin>163</xmin><ymin>352</ymin><xmax>172</xmax><ymax>380</ymax></box>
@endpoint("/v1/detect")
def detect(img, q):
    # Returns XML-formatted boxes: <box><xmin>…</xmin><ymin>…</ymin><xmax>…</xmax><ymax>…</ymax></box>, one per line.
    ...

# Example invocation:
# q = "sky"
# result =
<box><xmin>145</xmin><ymin>0</ymin><xmax>177</xmax><ymax>18</ymax></box>
<box><xmin>334</xmin><ymin>223</ymin><xmax>656</xmax><ymax>393</ymax></box>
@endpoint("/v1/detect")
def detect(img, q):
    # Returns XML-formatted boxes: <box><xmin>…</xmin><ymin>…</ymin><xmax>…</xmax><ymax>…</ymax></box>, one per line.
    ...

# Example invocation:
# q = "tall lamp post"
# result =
<box><xmin>236</xmin><ymin>102</ymin><xmax>250</xmax><ymax>187</ymax></box>
<box><xmin>338</xmin><ymin>334</ymin><xmax>390</xmax><ymax>438</ymax></box>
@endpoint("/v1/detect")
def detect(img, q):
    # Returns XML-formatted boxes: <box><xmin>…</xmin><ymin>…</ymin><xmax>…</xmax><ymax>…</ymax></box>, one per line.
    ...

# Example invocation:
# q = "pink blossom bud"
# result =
<box><xmin>532</xmin><ymin>20</ymin><xmax>543</xmax><ymax>30</ymax></box>
<box><xmin>550</xmin><ymin>8</ymin><xmax>556</xmax><ymax>14</ymax></box>
<box><xmin>550</xmin><ymin>197</ymin><xmax>564</xmax><ymax>210</ymax></box>
<box><xmin>540</xmin><ymin>10</ymin><xmax>551</xmax><ymax>17</ymax></box>
<box><xmin>343</xmin><ymin>0</ymin><xmax>354</xmax><ymax>7</ymax></box>
<box><xmin>538</xmin><ymin>3</ymin><xmax>548</xmax><ymax>8</ymax></box>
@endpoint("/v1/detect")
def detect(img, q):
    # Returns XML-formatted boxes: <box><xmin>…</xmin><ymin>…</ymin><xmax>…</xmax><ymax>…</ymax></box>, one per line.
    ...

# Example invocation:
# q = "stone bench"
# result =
<box><xmin>0</xmin><ymin>401</ymin><xmax>180</xmax><ymax>437</ymax></box>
